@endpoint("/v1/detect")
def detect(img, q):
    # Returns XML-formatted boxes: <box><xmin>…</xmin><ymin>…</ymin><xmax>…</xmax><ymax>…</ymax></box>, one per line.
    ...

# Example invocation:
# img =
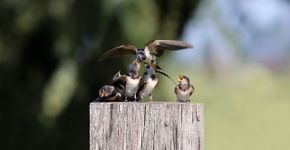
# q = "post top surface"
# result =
<box><xmin>90</xmin><ymin>102</ymin><xmax>203</xmax><ymax>106</ymax></box>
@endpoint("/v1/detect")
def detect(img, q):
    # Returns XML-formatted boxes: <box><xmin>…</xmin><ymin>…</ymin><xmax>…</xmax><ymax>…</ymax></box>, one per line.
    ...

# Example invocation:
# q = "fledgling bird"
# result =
<box><xmin>98</xmin><ymin>40</ymin><xmax>192</xmax><ymax>84</ymax></box>
<box><xmin>96</xmin><ymin>85</ymin><xmax>122</xmax><ymax>102</ymax></box>
<box><xmin>174</xmin><ymin>75</ymin><xmax>194</xmax><ymax>102</ymax></box>
<box><xmin>113</xmin><ymin>59</ymin><xmax>141</xmax><ymax>101</ymax></box>
<box><xmin>94</xmin><ymin>71</ymin><xmax>126</xmax><ymax>102</ymax></box>
<box><xmin>136</xmin><ymin>64</ymin><xmax>159</xmax><ymax>101</ymax></box>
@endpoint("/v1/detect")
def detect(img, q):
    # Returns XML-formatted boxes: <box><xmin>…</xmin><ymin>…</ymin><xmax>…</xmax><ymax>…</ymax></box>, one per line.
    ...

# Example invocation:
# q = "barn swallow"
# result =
<box><xmin>123</xmin><ymin>60</ymin><xmax>142</xmax><ymax>101</ymax></box>
<box><xmin>98</xmin><ymin>40</ymin><xmax>192</xmax><ymax>84</ymax></box>
<box><xmin>97</xmin><ymin>85</ymin><xmax>122</xmax><ymax>102</ymax></box>
<box><xmin>99</xmin><ymin>40</ymin><xmax>192</xmax><ymax>65</ymax></box>
<box><xmin>95</xmin><ymin>71</ymin><xmax>126</xmax><ymax>102</ymax></box>
<box><xmin>136</xmin><ymin>64</ymin><xmax>159</xmax><ymax>101</ymax></box>
<box><xmin>174</xmin><ymin>75</ymin><xmax>194</xmax><ymax>102</ymax></box>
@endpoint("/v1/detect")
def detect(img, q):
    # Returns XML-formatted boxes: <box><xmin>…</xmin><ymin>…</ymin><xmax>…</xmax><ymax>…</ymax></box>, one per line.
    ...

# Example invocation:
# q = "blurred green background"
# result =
<box><xmin>1</xmin><ymin>0</ymin><xmax>290</xmax><ymax>150</ymax></box>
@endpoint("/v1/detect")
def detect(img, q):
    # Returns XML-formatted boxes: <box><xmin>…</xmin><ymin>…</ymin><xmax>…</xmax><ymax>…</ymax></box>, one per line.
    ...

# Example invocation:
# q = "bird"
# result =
<box><xmin>98</xmin><ymin>40</ymin><xmax>192</xmax><ymax>66</ymax></box>
<box><xmin>124</xmin><ymin>59</ymin><xmax>142</xmax><ymax>101</ymax></box>
<box><xmin>96</xmin><ymin>85</ymin><xmax>122</xmax><ymax>102</ymax></box>
<box><xmin>95</xmin><ymin>71</ymin><xmax>126</xmax><ymax>102</ymax></box>
<box><xmin>98</xmin><ymin>40</ymin><xmax>192</xmax><ymax>85</ymax></box>
<box><xmin>136</xmin><ymin>64</ymin><xmax>159</xmax><ymax>101</ymax></box>
<box><xmin>112</xmin><ymin>59</ymin><xmax>142</xmax><ymax>101</ymax></box>
<box><xmin>174</xmin><ymin>74</ymin><xmax>194</xmax><ymax>102</ymax></box>
<box><xmin>111</xmin><ymin>71</ymin><xmax>126</xmax><ymax>95</ymax></box>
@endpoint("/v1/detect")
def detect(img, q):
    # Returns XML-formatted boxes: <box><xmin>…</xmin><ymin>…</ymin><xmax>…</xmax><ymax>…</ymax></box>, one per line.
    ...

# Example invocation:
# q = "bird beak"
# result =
<box><xmin>100</xmin><ymin>91</ymin><xmax>104</xmax><ymax>97</ymax></box>
<box><xmin>103</xmin><ymin>92</ymin><xmax>108</xmax><ymax>97</ymax></box>
<box><xmin>178</xmin><ymin>74</ymin><xmax>184</xmax><ymax>82</ymax></box>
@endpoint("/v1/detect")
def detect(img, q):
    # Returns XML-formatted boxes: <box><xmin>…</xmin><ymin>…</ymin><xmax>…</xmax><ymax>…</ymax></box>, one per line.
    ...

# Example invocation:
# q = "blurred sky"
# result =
<box><xmin>177</xmin><ymin>0</ymin><xmax>290</xmax><ymax>71</ymax></box>
<box><xmin>160</xmin><ymin>1</ymin><xmax>290</xmax><ymax>150</ymax></box>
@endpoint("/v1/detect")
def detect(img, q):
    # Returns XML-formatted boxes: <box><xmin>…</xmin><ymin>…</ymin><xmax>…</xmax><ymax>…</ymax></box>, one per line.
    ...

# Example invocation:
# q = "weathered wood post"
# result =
<box><xmin>90</xmin><ymin>102</ymin><xmax>204</xmax><ymax>150</ymax></box>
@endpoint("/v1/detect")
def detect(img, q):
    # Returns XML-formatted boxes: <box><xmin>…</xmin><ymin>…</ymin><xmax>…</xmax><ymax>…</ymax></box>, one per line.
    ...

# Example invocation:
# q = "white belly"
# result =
<box><xmin>139</xmin><ymin>78</ymin><xmax>158</xmax><ymax>97</ymax></box>
<box><xmin>176</xmin><ymin>88</ymin><xmax>192</xmax><ymax>102</ymax></box>
<box><xmin>125</xmin><ymin>76</ymin><xmax>140</xmax><ymax>97</ymax></box>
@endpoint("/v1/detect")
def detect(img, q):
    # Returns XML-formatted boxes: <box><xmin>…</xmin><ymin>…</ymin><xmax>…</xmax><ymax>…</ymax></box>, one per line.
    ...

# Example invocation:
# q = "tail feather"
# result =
<box><xmin>155</xmin><ymin>65</ymin><xmax>177</xmax><ymax>86</ymax></box>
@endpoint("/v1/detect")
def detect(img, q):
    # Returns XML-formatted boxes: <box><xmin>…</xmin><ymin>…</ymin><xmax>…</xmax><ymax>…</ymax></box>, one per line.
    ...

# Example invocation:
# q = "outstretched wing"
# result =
<box><xmin>146</xmin><ymin>40</ymin><xmax>193</xmax><ymax>57</ymax></box>
<box><xmin>98</xmin><ymin>44</ymin><xmax>138</xmax><ymax>61</ymax></box>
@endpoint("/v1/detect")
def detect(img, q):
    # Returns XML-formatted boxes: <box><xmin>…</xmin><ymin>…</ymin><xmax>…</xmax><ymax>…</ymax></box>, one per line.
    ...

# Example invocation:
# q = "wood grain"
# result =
<box><xmin>90</xmin><ymin>102</ymin><xmax>204</xmax><ymax>150</ymax></box>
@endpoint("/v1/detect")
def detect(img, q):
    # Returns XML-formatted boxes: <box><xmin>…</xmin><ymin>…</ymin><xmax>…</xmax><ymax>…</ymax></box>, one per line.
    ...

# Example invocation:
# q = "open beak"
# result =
<box><xmin>99</xmin><ymin>91</ymin><xmax>104</xmax><ymax>97</ymax></box>
<box><xmin>99</xmin><ymin>89</ymin><xmax>108</xmax><ymax>97</ymax></box>
<box><xmin>178</xmin><ymin>74</ymin><xmax>184</xmax><ymax>82</ymax></box>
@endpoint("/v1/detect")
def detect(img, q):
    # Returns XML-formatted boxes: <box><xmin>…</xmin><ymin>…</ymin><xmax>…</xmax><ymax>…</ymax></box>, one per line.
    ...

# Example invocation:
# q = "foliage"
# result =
<box><xmin>0</xmin><ymin>0</ymin><xmax>199</xmax><ymax>149</ymax></box>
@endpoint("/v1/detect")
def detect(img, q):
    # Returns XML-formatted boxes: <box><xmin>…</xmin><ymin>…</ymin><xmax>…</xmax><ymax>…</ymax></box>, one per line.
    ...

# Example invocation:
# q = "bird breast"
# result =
<box><xmin>140</xmin><ymin>78</ymin><xmax>158</xmax><ymax>96</ymax></box>
<box><xmin>176</xmin><ymin>86</ymin><xmax>193</xmax><ymax>101</ymax></box>
<box><xmin>147</xmin><ymin>78</ymin><xmax>158</xmax><ymax>89</ymax></box>
<box><xmin>125</xmin><ymin>76</ymin><xmax>140</xmax><ymax>97</ymax></box>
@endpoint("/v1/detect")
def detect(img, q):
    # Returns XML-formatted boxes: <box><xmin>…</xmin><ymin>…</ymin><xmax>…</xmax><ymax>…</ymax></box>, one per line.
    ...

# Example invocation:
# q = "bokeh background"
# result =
<box><xmin>1</xmin><ymin>0</ymin><xmax>290</xmax><ymax>150</ymax></box>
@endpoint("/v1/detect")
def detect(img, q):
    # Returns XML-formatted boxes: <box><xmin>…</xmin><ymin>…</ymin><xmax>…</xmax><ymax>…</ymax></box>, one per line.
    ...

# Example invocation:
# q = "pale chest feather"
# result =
<box><xmin>176</xmin><ymin>86</ymin><xmax>193</xmax><ymax>101</ymax></box>
<box><xmin>140</xmin><ymin>78</ymin><xmax>158</xmax><ymax>96</ymax></box>
<box><xmin>125</xmin><ymin>76</ymin><xmax>140</xmax><ymax>96</ymax></box>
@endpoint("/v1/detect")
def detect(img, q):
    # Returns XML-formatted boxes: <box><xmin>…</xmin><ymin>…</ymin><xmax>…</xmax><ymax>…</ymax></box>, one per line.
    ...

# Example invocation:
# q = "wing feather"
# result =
<box><xmin>146</xmin><ymin>40</ymin><xmax>193</xmax><ymax>57</ymax></box>
<box><xmin>136</xmin><ymin>77</ymin><xmax>147</xmax><ymax>96</ymax></box>
<box><xmin>189</xmin><ymin>84</ymin><xmax>194</xmax><ymax>96</ymax></box>
<box><xmin>174</xmin><ymin>86</ymin><xmax>178</xmax><ymax>95</ymax></box>
<box><xmin>99</xmin><ymin>44</ymin><xmax>137</xmax><ymax>61</ymax></box>
<box><xmin>154</xmin><ymin>65</ymin><xmax>177</xmax><ymax>86</ymax></box>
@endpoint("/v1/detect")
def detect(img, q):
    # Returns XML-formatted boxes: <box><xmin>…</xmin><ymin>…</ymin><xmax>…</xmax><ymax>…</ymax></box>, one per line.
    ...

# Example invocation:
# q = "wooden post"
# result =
<box><xmin>90</xmin><ymin>102</ymin><xmax>204</xmax><ymax>150</ymax></box>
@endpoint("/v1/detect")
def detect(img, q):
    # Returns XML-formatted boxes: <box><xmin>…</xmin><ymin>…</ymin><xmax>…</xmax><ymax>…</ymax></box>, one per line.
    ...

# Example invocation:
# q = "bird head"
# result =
<box><xmin>99</xmin><ymin>85</ymin><xmax>115</xmax><ymax>98</ymax></box>
<box><xmin>144</xmin><ymin>64</ymin><xmax>155</xmax><ymax>74</ymax></box>
<box><xmin>136</xmin><ymin>50</ymin><xmax>146</xmax><ymax>63</ymax></box>
<box><xmin>178</xmin><ymin>74</ymin><xmax>190</xmax><ymax>85</ymax></box>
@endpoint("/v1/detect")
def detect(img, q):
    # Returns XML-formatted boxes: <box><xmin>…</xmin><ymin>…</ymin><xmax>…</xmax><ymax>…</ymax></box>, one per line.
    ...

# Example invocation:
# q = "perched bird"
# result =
<box><xmin>98</xmin><ymin>40</ymin><xmax>192</xmax><ymax>84</ymax></box>
<box><xmin>95</xmin><ymin>71</ymin><xmax>126</xmax><ymax>102</ymax></box>
<box><xmin>96</xmin><ymin>85</ymin><xmax>122</xmax><ymax>102</ymax></box>
<box><xmin>174</xmin><ymin>75</ymin><xmax>194</xmax><ymax>102</ymax></box>
<box><xmin>136</xmin><ymin>64</ymin><xmax>159</xmax><ymax>101</ymax></box>
<box><xmin>112</xmin><ymin>60</ymin><xmax>141</xmax><ymax>101</ymax></box>
<box><xmin>124</xmin><ymin>59</ymin><xmax>141</xmax><ymax>101</ymax></box>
